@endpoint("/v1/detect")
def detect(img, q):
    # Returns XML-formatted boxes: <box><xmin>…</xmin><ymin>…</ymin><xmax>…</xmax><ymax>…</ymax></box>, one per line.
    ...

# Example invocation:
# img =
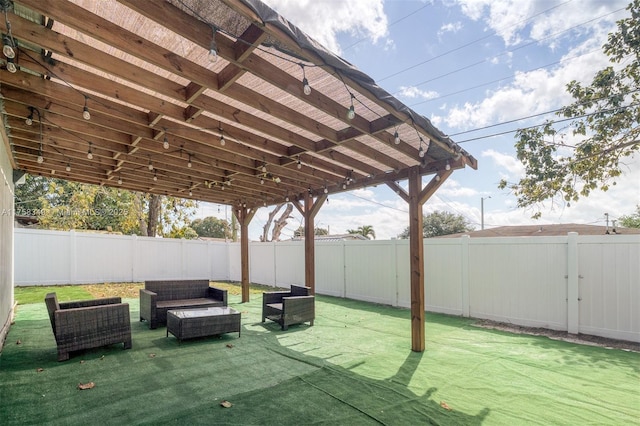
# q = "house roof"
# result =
<box><xmin>0</xmin><ymin>0</ymin><xmax>477</xmax><ymax>210</ymax></box>
<box><xmin>438</xmin><ymin>223</ymin><xmax>640</xmax><ymax>238</ymax></box>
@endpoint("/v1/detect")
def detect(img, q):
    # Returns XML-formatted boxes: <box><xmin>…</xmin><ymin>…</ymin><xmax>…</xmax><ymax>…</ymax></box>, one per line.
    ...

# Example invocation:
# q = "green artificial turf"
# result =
<box><xmin>1</xmin><ymin>292</ymin><xmax>638</xmax><ymax>425</ymax></box>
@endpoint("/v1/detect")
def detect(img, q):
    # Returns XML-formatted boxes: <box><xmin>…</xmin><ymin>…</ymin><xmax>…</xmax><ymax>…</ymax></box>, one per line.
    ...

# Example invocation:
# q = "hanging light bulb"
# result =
<box><xmin>418</xmin><ymin>137</ymin><xmax>425</xmax><ymax>158</ymax></box>
<box><xmin>260</xmin><ymin>177</ymin><xmax>264</xmax><ymax>185</ymax></box>
<box><xmin>189</xmin><ymin>190</ymin><xmax>193</xmax><ymax>196</ymax></box>
<box><xmin>6</xmin><ymin>57</ymin><xmax>16</xmax><ymax>73</ymax></box>
<box><xmin>208</xmin><ymin>25</ymin><xmax>218</xmax><ymax>63</ymax></box>
<box><xmin>297</xmin><ymin>157</ymin><xmax>302</xmax><ymax>169</ymax></box>
<box><xmin>25</xmin><ymin>108</ymin><xmax>34</xmax><ymax>126</ymax></box>
<box><xmin>285</xmin><ymin>195</ymin><xmax>290</xmax><ymax>202</ymax></box>
<box><xmin>394</xmin><ymin>130</ymin><xmax>400</xmax><ymax>145</ymax></box>
<box><xmin>346</xmin><ymin>93</ymin><xmax>356</xmax><ymax>120</ymax></box>
<box><xmin>302</xmin><ymin>77</ymin><xmax>311</xmax><ymax>96</ymax></box>
<box><xmin>3</xmin><ymin>36</ymin><xmax>15</xmax><ymax>59</ymax></box>
<box><xmin>66</xmin><ymin>163</ymin><xmax>71</xmax><ymax>172</ymax></box>
<box><xmin>342</xmin><ymin>182</ymin><xmax>347</xmax><ymax>190</ymax></box>
<box><xmin>37</xmin><ymin>154</ymin><xmax>44</xmax><ymax>164</ymax></box>
<box><xmin>153</xmin><ymin>171</ymin><xmax>158</xmax><ymax>182</ymax></box>
<box><xmin>87</xmin><ymin>143</ymin><xmax>93</xmax><ymax>160</ymax></box>
<box><xmin>261</xmin><ymin>163</ymin><xmax>267</xmax><ymax>173</ymax></box>
<box><xmin>445</xmin><ymin>161</ymin><xmax>451</xmax><ymax>171</ymax></box>
<box><xmin>148</xmin><ymin>161</ymin><xmax>153</xmax><ymax>171</ymax></box>
<box><xmin>187</xmin><ymin>155</ymin><xmax>192</xmax><ymax>168</ymax></box>
<box><xmin>82</xmin><ymin>96</ymin><xmax>91</xmax><ymax>120</ymax></box>
<box><xmin>118</xmin><ymin>177</ymin><xmax>122</xmax><ymax>185</ymax></box>
<box><xmin>163</xmin><ymin>134</ymin><xmax>169</xmax><ymax>149</ymax></box>
<box><xmin>324</xmin><ymin>186</ymin><xmax>328</xmax><ymax>194</ymax></box>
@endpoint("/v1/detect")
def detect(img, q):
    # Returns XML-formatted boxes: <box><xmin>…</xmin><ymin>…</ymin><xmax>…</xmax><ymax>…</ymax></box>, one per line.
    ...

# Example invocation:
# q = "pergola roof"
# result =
<box><xmin>1</xmin><ymin>0</ymin><xmax>476</xmax><ymax>209</ymax></box>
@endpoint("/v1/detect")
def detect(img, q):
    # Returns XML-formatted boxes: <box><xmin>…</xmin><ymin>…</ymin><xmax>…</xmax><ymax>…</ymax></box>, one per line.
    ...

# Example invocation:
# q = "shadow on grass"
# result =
<box><xmin>1</xmin><ymin>303</ymin><xmax>490</xmax><ymax>425</ymax></box>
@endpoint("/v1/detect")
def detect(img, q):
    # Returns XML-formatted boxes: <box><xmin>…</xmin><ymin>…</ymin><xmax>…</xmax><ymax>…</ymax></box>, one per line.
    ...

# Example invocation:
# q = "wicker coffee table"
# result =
<box><xmin>166</xmin><ymin>307</ymin><xmax>241</xmax><ymax>341</ymax></box>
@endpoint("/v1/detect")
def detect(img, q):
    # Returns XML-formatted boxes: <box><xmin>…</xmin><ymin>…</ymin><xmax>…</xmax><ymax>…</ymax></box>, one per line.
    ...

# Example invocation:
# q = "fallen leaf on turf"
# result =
<box><xmin>226</xmin><ymin>344</ymin><xmax>234</xmax><ymax>349</ymax></box>
<box><xmin>36</xmin><ymin>368</ymin><xmax>44</xmax><ymax>373</ymax></box>
<box><xmin>149</xmin><ymin>353</ymin><xmax>156</xmax><ymax>358</ymax></box>
<box><xmin>80</xmin><ymin>360</ymin><xmax>85</xmax><ymax>364</ymax></box>
<box><xmin>440</xmin><ymin>401</ymin><xmax>452</xmax><ymax>411</ymax></box>
<box><xmin>100</xmin><ymin>355</ymin><xmax>105</xmax><ymax>360</ymax></box>
<box><xmin>78</xmin><ymin>382</ymin><xmax>95</xmax><ymax>390</ymax></box>
<box><xmin>16</xmin><ymin>339</ymin><xmax>21</xmax><ymax>345</ymax></box>
<box><xmin>220</xmin><ymin>400</ymin><xmax>232</xmax><ymax>408</ymax></box>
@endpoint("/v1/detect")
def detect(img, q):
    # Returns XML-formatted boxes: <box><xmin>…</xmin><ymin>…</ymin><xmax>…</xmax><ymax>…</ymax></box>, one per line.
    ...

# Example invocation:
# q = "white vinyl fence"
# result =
<box><xmin>14</xmin><ymin>228</ymin><xmax>640</xmax><ymax>342</ymax></box>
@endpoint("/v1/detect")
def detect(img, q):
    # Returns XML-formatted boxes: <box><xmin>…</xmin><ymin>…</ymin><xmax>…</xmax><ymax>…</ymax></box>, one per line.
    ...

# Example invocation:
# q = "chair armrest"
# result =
<box><xmin>139</xmin><ymin>289</ymin><xmax>157</xmax><ymax>305</ymax></box>
<box><xmin>263</xmin><ymin>291</ymin><xmax>291</xmax><ymax>304</ymax></box>
<box><xmin>59</xmin><ymin>297</ymin><xmax>122</xmax><ymax>309</ymax></box>
<box><xmin>207</xmin><ymin>287</ymin><xmax>228</xmax><ymax>306</ymax></box>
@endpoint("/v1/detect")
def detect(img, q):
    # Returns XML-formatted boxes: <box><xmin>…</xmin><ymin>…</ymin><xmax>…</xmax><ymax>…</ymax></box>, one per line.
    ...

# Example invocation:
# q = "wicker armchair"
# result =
<box><xmin>262</xmin><ymin>285</ymin><xmax>315</xmax><ymax>330</ymax></box>
<box><xmin>45</xmin><ymin>292</ymin><xmax>132</xmax><ymax>361</ymax></box>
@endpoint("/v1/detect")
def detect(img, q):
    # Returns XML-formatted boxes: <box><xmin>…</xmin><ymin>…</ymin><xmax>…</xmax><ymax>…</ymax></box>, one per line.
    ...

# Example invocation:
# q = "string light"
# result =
<box><xmin>6</xmin><ymin>57</ymin><xmax>16</xmax><ymax>73</ymax></box>
<box><xmin>148</xmin><ymin>160</ymin><xmax>153</xmax><ymax>171</ymax></box>
<box><xmin>117</xmin><ymin>176</ymin><xmax>122</xmax><ymax>184</ymax></box>
<box><xmin>153</xmin><ymin>170</ymin><xmax>158</xmax><ymax>181</ymax></box>
<box><xmin>82</xmin><ymin>96</ymin><xmax>91</xmax><ymax>120</ymax></box>
<box><xmin>445</xmin><ymin>161</ymin><xmax>451</xmax><ymax>171</ymax></box>
<box><xmin>261</xmin><ymin>162</ymin><xmax>267</xmax><ymax>173</ymax></box>
<box><xmin>163</xmin><ymin>133</ymin><xmax>169</xmax><ymax>149</ymax></box>
<box><xmin>37</xmin><ymin>152</ymin><xmax>43</xmax><ymax>164</ymax></box>
<box><xmin>296</xmin><ymin>157</ymin><xmax>302</xmax><ymax>169</ymax></box>
<box><xmin>2</xmin><ymin>35</ymin><xmax>15</xmax><ymax>59</ymax></box>
<box><xmin>435</xmin><ymin>173</ymin><xmax>441</xmax><ymax>182</ymax></box>
<box><xmin>418</xmin><ymin>136</ymin><xmax>425</xmax><ymax>158</ymax></box>
<box><xmin>219</xmin><ymin>128</ymin><xmax>225</xmax><ymax>146</ymax></box>
<box><xmin>87</xmin><ymin>142</ymin><xmax>93</xmax><ymax>160</ymax></box>
<box><xmin>394</xmin><ymin>129</ymin><xmax>400</xmax><ymax>145</ymax></box>
<box><xmin>66</xmin><ymin>163</ymin><xmax>71</xmax><ymax>172</ymax></box>
<box><xmin>300</xmin><ymin>63</ymin><xmax>311</xmax><ymax>95</ymax></box>
<box><xmin>208</xmin><ymin>24</ymin><xmax>218</xmax><ymax>63</ymax></box>
<box><xmin>346</xmin><ymin>94</ymin><xmax>355</xmax><ymax>120</ymax></box>
<box><xmin>25</xmin><ymin>107</ymin><xmax>34</xmax><ymax>126</ymax></box>
<box><xmin>187</xmin><ymin>154</ymin><xmax>192</xmax><ymax>168</ymax></box>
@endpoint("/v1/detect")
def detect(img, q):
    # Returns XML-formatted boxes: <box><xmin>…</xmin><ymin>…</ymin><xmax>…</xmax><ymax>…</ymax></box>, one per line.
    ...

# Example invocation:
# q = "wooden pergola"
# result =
<box><xmin>0</xmin><ymin>0</ymin><xmax>477</xmax><ymax>351</ymax></box>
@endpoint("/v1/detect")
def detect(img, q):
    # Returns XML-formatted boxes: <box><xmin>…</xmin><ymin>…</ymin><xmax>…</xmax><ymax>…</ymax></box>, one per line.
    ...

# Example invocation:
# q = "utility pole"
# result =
<box><xmin>481</xmin><ymin>196</ymin><xmax>491</xmax><ymax>230</ymax></box>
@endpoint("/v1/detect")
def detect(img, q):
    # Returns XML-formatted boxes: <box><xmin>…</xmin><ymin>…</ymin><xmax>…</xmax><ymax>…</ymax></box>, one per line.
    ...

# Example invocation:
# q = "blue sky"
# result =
<box><xmin>197</xmin><ymin>0</ymin><xmax>639</xmax><ymax>240</ymax></box>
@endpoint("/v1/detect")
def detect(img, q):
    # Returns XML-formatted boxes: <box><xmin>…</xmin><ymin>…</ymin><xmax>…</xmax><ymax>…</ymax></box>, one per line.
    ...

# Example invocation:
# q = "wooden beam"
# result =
<box><xmin>408</xmin><ymin>166</ymin><xmax>425</xmax><ymax>352</ymax></box>
<box><xmin>234</xmin><ymin>206</ymin><xmax>256</xmax><ymax>303</ymax></box>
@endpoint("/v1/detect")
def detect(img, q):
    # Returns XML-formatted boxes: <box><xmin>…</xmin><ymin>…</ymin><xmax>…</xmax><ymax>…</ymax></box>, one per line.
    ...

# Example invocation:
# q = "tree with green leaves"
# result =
<box><xmin>618</xmin><ymin>205</ymin><xmax>640</xmax><ymax>228</ymax></box>
<box><xmin>398</xmin><ymin>211</ymin><xmax>474</xmax><ymax>239</ymax></box>
<box><xmin>293</xmin><ymin>225</ymin><xmax>328</xmax><ymax>238</ymax></box>
<box><xmin>14</xmin><ymin>175</ymin><xmax>197</xmax><ymax>237</ymax></box>
<box><xmin>347</xmin><ymin>225</ymin><xmax>376</xmax><ymax>240</ymax></box>
<box><xmin>191</xmin><ymin>216</ymin><xmax>231</xmax><ymax>238</ymax></box>
<box><xmin>500</xmin><ymin>0</ymin><xmax>639</xmax><ymax>218</ymax></box>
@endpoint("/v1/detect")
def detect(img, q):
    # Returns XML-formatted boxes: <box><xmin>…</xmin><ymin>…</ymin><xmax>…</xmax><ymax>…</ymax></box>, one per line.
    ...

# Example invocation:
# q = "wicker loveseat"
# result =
<box><xmin>262</xmin><ymin>284</ymin><xmax>315</xmax><ymax>330</ymax></box>
<box><xmin>139</xmin><ymin>279</ymin><xmax>228</xmax><ymax>329</ymax></box>
<box><xmin>45</xmin><ymin>293</ymin><xmax>132</xmax><ymax>361</ymax></box>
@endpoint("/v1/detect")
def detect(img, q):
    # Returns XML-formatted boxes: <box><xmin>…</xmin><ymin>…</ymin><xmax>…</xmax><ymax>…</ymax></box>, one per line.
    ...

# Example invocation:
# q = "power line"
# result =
<box><xmin>394</xmin><ymin>7</ymin><xmax>625</xmax><ymax>92</ymax></box>
<box><xmin>403</xmin><ymin>47</ymin><xmax>602</xmax><ymax>107</ymax></box>
<box><xmin>377</xmin><ymin>0</ymin><xmax>575</xmax><ymax>83</ymax></box>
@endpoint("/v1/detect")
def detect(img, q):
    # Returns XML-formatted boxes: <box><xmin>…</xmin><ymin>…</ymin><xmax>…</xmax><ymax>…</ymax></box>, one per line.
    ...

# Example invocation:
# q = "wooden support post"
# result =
<box><xmin>234</xmin><ymin>206</ymin><xmax>255</xmax><ymax>303</ymax></box>
<box><xmin>394</xmin><ymin>166</ymin><xmax>453</xmax><ymax>352</ymax></box>
<box><xmin>293</xmin><ymin>194</ymin><xmax>326</xmax><ymax>294</ymax></box>
<box><xmin>408</xmin><ymin>167</ymin><xmax>425</xmax><ymax>352</ymax></box>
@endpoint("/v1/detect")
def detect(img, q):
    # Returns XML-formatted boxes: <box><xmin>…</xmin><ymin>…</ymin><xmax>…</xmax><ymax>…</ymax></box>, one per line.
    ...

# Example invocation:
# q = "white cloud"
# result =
<box><xmin>438</xmin><ymin>21</ymin><xmax>463</xmax><ymax>37</ymax></box>
<box><xmin>454</xmin><ymin>0</ymin><xmax>627</xmax><ymax>47</ymax></box>
<box><xmin>398</xmin><ymin>86</ymin><xmax>439</xmax><ymax>100</ymax></box>
<box><xmin>260</xmin><ymin>0</ymin><xmax>388</xmax><ymax>55</ymax></box>
<box><xmin>481</xmin><ymin>149</ymin><xmax>524</xmax><ymax>177</ymax></box>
